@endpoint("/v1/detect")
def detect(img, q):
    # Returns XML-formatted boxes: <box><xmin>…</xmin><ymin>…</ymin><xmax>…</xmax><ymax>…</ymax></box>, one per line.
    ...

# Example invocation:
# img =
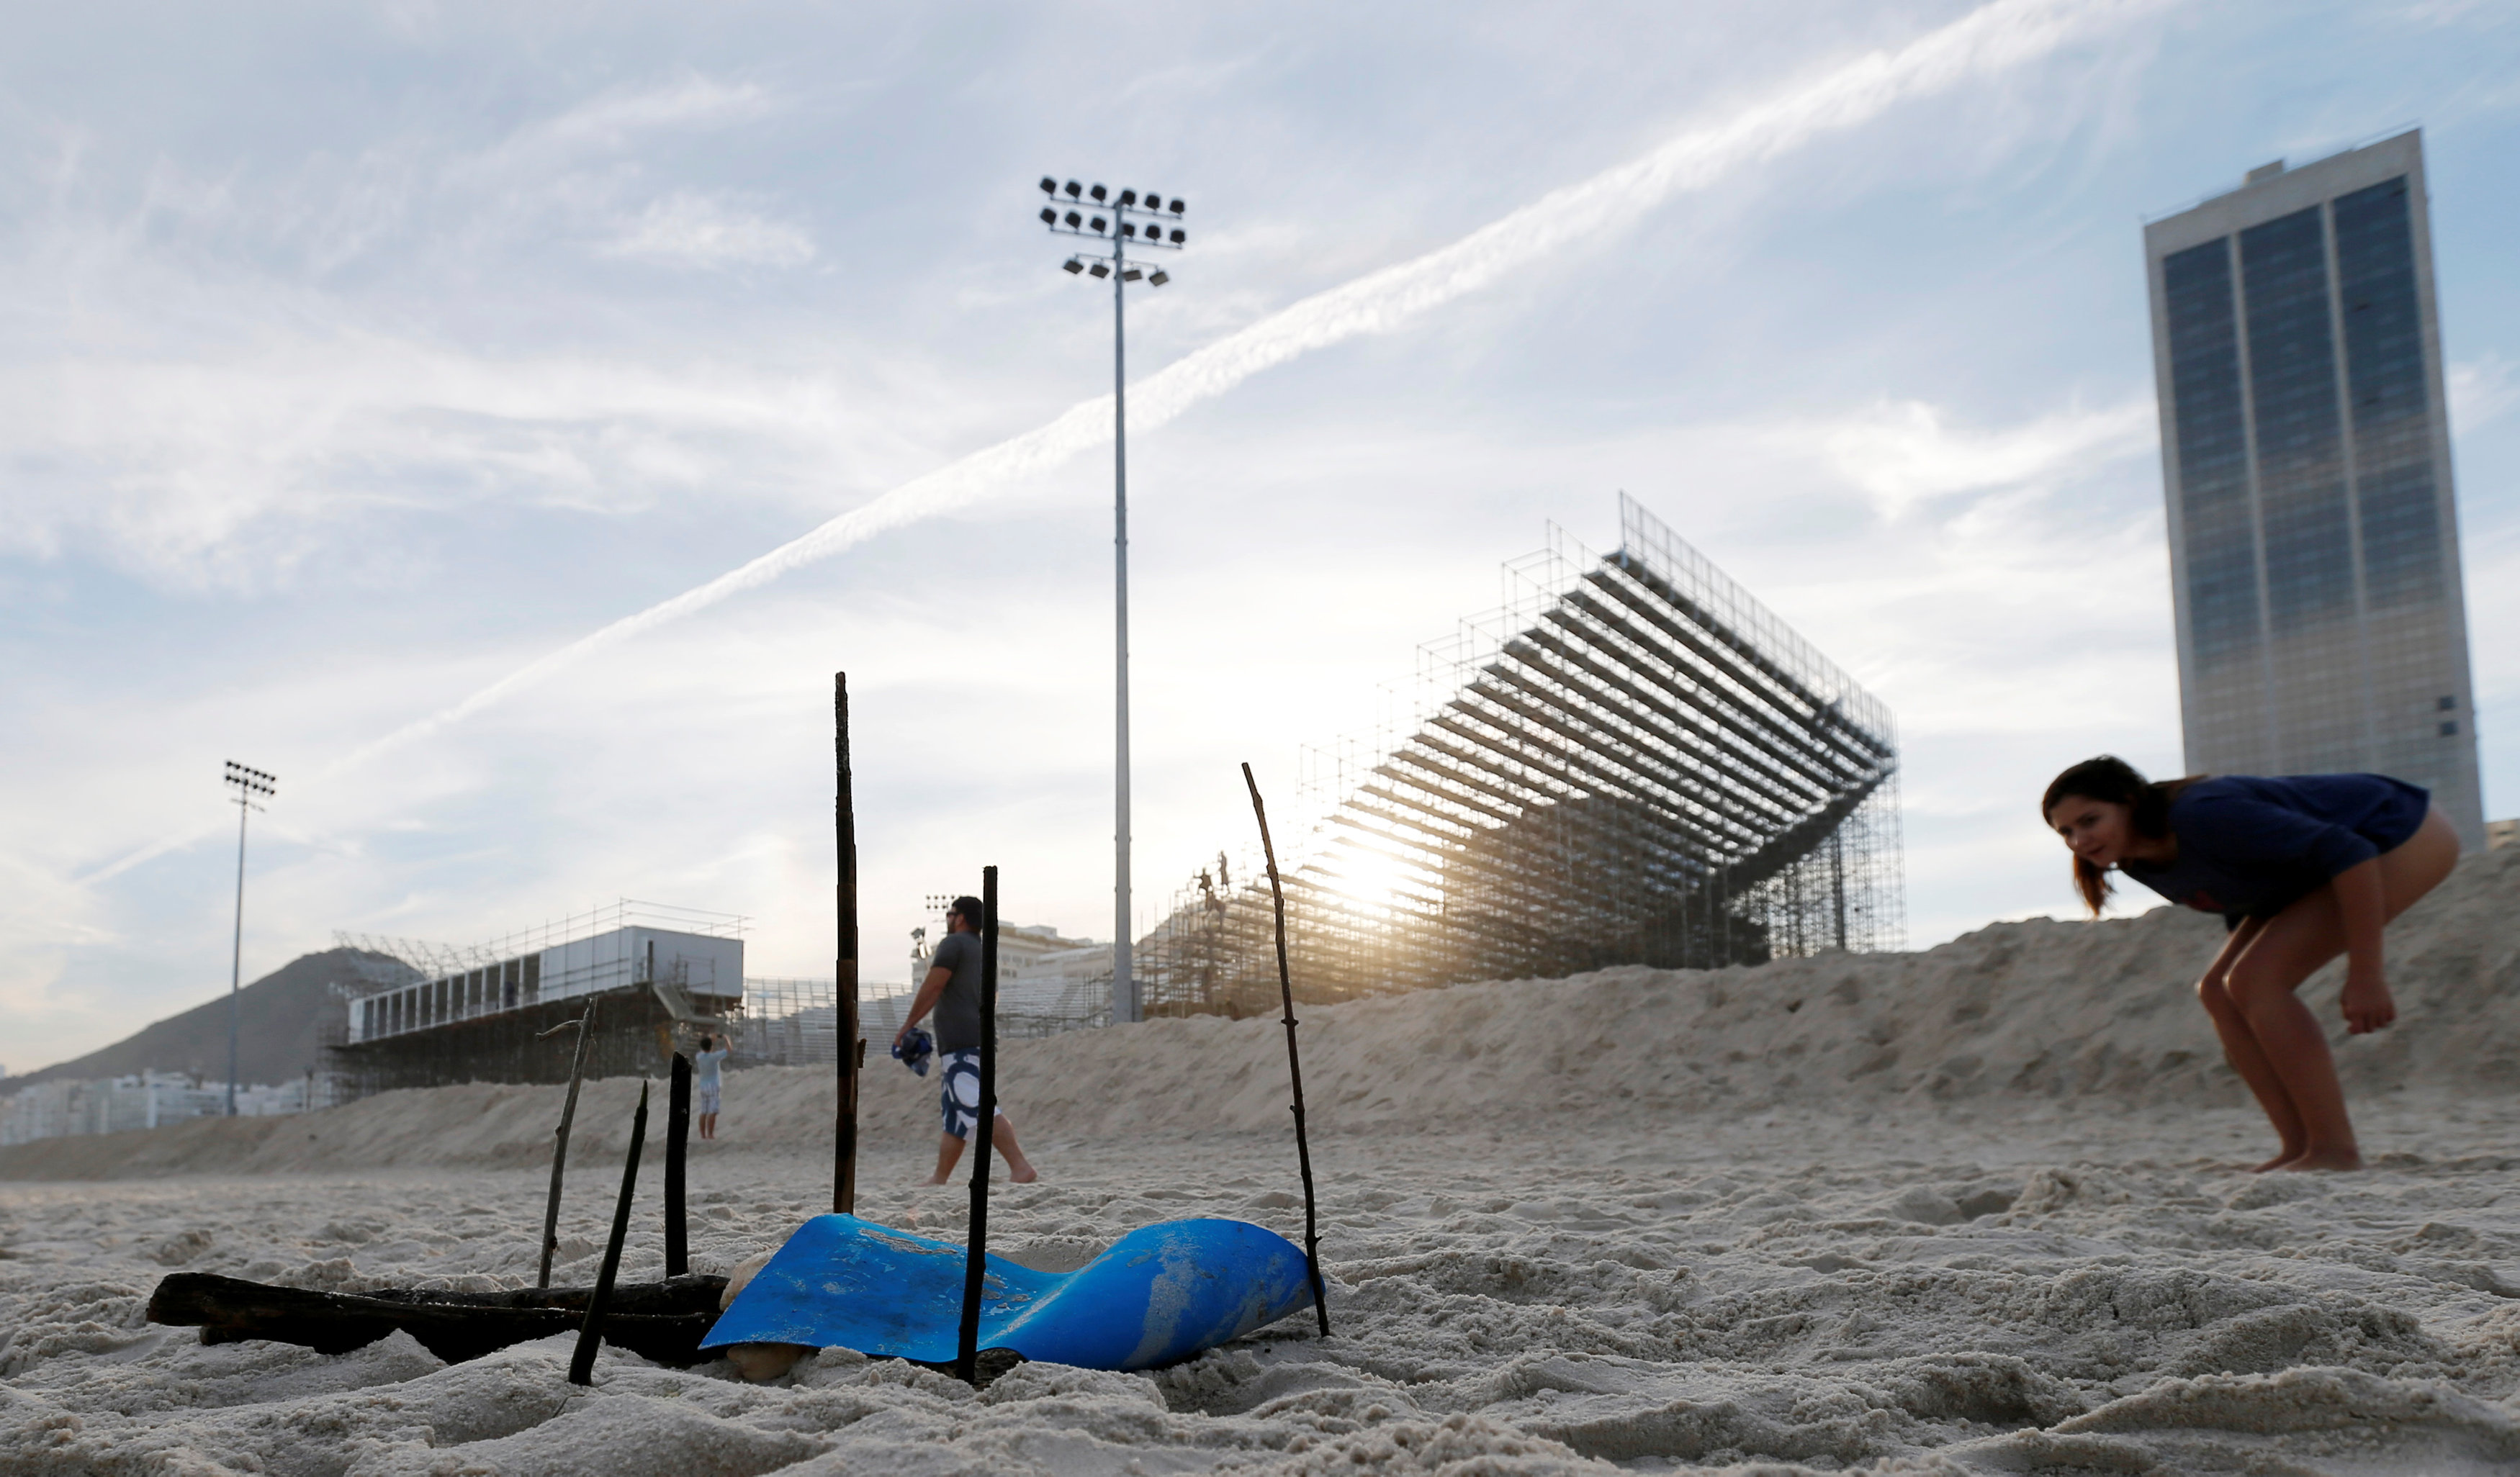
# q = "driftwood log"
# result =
<box><xmin>146</xmin><ymin>1272</ymin><xmax>727</xmax><ymax>1367</ymax></box>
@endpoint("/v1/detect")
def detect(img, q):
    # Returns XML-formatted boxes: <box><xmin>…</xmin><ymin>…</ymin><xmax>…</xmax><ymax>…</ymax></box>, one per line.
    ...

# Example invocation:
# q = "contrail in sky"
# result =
<box><xmin>80</xmin><ymin>0</ymin><xmax>2159</xmax><ymax>886</ymax></box>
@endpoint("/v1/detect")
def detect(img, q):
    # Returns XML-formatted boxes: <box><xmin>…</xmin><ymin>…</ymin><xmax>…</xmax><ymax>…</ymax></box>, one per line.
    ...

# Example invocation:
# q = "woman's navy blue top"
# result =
<box><xmin>2117</xmin><ymin>774</ymin><xmax>2430</xmax><ymax>929</ymax></box>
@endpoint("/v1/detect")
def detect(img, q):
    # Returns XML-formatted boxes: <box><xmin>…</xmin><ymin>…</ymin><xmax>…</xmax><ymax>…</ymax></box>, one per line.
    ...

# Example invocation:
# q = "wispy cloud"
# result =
<box><xmin>0</xmin><ymin>68</ymin><xmax>840</xmax><ymax>589</ymax></box>
<box><xmin>1803</xmin><ymin>397</ymin><xmax>2156</xmax><ymax>515</ymax></box>
<box><xmin>473</xmin><ymin>75</ymin><xmax>778</xmax><ymax>173</ymax></box>
<box><xmin>88</xmin><ymin>0</ymin><xmax>2159</xmax><ymax>867</ymax></box>
<box><xmin>0</xmin><ymin>339</ymin><xmax>905</xmax><ymax>587</ymax></box>
<box><xmin>604</xmin><ymin>191</ymin><xmax>815</xmax><ymax>268</ymax></box>
<box><xmin>2451</xmin><ymin>353</ymin><xmax>2518</xmax><ymax>431</ymax></box>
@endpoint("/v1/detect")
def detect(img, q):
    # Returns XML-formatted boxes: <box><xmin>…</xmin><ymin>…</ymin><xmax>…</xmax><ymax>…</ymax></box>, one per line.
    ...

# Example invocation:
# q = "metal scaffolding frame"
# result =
<box><xmin>1135</xmin><ymin>495</ymin><xmax>1902</xmax><ymax>1016</ymax></box>
<box><xmin>334</xmin><ymin>901</ymin><xmax>748</xmax><ymax>987</ymax></box>
<box><xmin>323</xmin><ymin>902</ymin><xmax>747</xmax><ymax>1098</ymax></box>
<box><xmin>734</xmin><ymin>974</ymin><xmax>1097</xmax><ymax>1065</ymax></box>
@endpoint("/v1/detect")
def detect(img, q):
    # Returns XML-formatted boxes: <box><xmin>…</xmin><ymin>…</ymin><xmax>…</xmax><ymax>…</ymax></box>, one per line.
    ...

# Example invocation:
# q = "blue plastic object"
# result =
<box><xmin>891</xmin><ymin>1027</ymin><xmax>934</xmax><ymax>1078</ymax></box>
<box><xmin>700</xmin><ymin>1214</ymin><xmax>1315</xmax><ymax>1370</ymax></box>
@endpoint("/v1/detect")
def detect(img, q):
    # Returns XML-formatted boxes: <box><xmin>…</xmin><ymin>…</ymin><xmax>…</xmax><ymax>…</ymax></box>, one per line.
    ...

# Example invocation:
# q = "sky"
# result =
<box><xmin>6</xmin><ymin>0</ymin><xmax>2519</xmax><ymax>1077</ymax></box>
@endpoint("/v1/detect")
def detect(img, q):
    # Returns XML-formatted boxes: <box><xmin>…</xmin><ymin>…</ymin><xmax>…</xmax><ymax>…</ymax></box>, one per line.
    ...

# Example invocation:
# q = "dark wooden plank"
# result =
<box><xmin>148</xmin><ymin>1272</ymin><xmax>727</xmax><ymax>1367</ymax></box>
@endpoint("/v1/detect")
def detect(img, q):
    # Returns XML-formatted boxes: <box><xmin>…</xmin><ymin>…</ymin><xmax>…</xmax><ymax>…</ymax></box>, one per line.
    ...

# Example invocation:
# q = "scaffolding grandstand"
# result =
<box><xmin>1135</xmin><ymin>493</ymin><xmax>1902</xmax><ymax>1016</ymax></box>
<box><xmin>326</xmin><ymin>901</ymin><xmax>746</xmax><ymax>1097</ymax></box>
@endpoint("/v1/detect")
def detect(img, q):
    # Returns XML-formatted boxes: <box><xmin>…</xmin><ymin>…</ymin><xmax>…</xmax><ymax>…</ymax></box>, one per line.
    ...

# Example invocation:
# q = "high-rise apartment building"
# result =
<box><xmin>2144</xmin><ymin>130</ymin><xmax>2485</xmax><ymax>847</ymax></box>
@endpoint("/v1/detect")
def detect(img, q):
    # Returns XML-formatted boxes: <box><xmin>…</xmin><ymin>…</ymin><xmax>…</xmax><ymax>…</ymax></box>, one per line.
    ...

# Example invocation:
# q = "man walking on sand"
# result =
<box><xmin>895</xmin><ymin>895</ymin><xmax>1039</xmax><ymax>1185</ymax></box>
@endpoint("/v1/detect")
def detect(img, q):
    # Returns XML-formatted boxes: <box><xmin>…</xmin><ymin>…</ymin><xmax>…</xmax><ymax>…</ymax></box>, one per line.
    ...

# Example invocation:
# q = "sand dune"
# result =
<box><xmin>7</xmin><ymin>846</ymin><xmax>2514</xmax><ymax>1182</ymax></box>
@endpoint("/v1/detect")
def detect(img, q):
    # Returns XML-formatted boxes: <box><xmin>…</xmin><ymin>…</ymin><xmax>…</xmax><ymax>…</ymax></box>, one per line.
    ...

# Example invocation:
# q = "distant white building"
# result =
<box><xmin>898</xmin><ymin>920</ymin><xmax>1111</xmax><ymax>1037</ymax></box>
<box><xmin>0</xmin><ymin>1072</ymin><xmax>318</xmax><ymax>1147</ymax></box>
<box><xmin>342</xmin><ymin>921</ymin><xmax>742</xmax><ymax>1045</ymax></box>
<box><xmin>688</xmin><ymin>913</ymin><xmax>1120</xmax><ymax>1071</ymax></box>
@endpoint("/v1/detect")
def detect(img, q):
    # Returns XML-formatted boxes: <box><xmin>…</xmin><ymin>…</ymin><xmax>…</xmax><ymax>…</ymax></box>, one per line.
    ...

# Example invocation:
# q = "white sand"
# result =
<box><xmin>5</xmin><ymin>849</ymin><xmax>2519</xmax><ymax>1473</ymax></box>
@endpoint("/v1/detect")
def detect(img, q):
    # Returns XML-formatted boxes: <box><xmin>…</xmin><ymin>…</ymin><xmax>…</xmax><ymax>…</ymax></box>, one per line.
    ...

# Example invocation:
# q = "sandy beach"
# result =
<box><xmin>6</xmin><ymin>849</ymin><xmax>2518</xmax><ymax>1474</ymax></box>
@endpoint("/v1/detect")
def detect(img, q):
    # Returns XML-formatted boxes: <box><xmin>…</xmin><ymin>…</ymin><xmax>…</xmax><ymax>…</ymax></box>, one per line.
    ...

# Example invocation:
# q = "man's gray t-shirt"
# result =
<box><xmin>927</xmin><ymin>931</ymin><xmax>984</xmax><ymax>1052</ymax></box>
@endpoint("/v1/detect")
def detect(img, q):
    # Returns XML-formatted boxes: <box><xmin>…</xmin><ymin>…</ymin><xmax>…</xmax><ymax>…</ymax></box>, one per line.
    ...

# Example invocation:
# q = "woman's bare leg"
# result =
<box><xmin>2197</xmin><ymin>972</ymin><xmax>2310</xmax><ymax>1168</ymax></box>
<box><xmin>2190</xmin><ymin>919</ymin><xmax>2303</xmax><ymax>1167</ymax></box>
<box><xmin>2224</xmin><ymin>921</ymin><xmax>2359</xmax><ymax>1168</ymax></box>
<box><xmin>2222</xmin><ymin>809</ymin><xmax>2460</xmax><ymax>1171</ymax></box>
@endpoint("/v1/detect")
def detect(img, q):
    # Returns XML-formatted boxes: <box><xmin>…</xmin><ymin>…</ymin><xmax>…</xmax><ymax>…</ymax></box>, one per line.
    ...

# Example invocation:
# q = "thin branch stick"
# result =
<box><xmin>955</xmin><ymin>865</ymin><xmax>1000</xmax><ymax>1384</ymax></box>
<box><xmin>538</xmin><ymin>1001</ymin><xmax>598</xmax><ymax>1290</ymax></box>
<box><xmin>834</xmin><ymin>672</ymin><xmax>861</xmax><ymax>1214</ymax></box>
<box><xmin>665</xmin><ymin>1052</ymin><xmax>690</xmax><ymax>1278</ymax></box>
<box><xmin>567</xmin><ymin>1080</ymin><xmax>649</xmax><ymax>1386</ymax></box>
<box><xmin>1243</xmin><ymin>763</ymin><xmax>1331</xmax><ymax>1338</ymax></box>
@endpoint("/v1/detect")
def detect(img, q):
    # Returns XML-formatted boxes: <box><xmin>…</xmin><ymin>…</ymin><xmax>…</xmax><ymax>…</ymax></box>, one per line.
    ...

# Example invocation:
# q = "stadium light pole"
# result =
<box><xmin>222</xmin><ymin>761</ymin><xmax>276</xmax><ymax>1115</ymax></box>
<box><xmin>1038</xmin><ymin>176</ymin><xmax>1186</xmax><ymax>1027</ymax></box>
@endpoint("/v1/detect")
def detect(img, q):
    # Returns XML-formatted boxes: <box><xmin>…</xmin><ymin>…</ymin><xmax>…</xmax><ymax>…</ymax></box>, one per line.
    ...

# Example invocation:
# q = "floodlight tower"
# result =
<box><xmin>1038</xmin><ymin>176</ymin><xmax>1186</xmax><ymax>1027</ymax></box>
<box><xmin>222</xmin><ymin>761</ymin><xmax>276</xmax><ymax>1115</ymax></box>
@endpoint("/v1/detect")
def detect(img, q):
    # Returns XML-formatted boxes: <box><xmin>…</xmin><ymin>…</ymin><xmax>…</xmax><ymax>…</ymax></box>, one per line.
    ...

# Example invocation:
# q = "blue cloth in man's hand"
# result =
<box><xmin>891</xmin><ymin>1027</ymin><xmax>934</xmax><ymax>1078</ymax></box>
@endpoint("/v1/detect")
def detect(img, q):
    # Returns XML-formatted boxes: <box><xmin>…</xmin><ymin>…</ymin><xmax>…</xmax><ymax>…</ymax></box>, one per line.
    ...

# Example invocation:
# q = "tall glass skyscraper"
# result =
<box><xmin>2144</xmin><ymin>130</ymin><xmax>2485</xmax><ymax>847</ymax></box>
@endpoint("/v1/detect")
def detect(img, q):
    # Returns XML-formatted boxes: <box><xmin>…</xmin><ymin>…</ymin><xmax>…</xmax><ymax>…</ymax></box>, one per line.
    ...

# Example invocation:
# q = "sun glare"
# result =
<box><xmin>1320</xmin><ymin>843</ymin><xmax>1423</xmax><ymax>916</ymax></box>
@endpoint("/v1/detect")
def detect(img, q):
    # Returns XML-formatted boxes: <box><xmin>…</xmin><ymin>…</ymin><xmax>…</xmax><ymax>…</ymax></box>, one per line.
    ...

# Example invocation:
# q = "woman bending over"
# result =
<box><xmin>2040</xmin><ymin>756</ymin><xmax>2458</xmax><ymax>1172</ymax></box>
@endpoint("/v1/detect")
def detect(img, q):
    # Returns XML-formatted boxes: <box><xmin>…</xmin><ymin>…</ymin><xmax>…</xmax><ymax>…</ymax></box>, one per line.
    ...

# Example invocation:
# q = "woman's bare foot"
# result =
<box><xmin>2277</xmin><ymin>1147</ymin><xmax>2364</xmax><ymax>1172</ymax></box>
<box><xmin>2250</xmin><ymin>1149</ymin><xmax>2304</xmax><ymax>1173</ymax></box>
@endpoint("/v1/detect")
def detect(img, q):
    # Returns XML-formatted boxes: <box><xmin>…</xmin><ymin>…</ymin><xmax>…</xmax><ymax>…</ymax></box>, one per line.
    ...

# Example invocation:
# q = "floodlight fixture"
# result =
<box><xmin>221</xmin><ymin>759</ymin><xmax>279</xmax><ymax>1118</ymax></box>
<box><xmin>1032</xmin><ymin>171</ymin><xmax>1197</xmax><ymax>1027</ymax></box>
<box><xmin>1039</xmin><ymin>176</ymin><xmax>1057</xmax><ymax>194</ymax></box>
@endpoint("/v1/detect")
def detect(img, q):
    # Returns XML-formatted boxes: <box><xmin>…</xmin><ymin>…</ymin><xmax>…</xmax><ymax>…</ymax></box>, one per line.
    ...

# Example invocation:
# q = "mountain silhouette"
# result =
<box><xmin>6</xmin><ymin>949</ymin><xmax>415</xmax><ymax>1091</ymax></box>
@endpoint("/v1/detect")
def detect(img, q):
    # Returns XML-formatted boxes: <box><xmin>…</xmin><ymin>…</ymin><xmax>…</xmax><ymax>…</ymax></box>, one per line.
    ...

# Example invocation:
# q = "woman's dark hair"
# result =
<box><xmin>2040</xmin><ymin>755</ymin><xmax>2195</xmax><ymax>916</ymax></box>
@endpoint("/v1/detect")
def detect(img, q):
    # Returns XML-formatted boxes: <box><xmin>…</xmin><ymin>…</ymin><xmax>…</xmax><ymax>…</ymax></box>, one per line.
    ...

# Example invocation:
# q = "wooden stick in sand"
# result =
<box><xmin>954</xmin><ymin>864</ymin><xmax>1000</xmax><ymax>1385</ymax></box>
<box><xmin>567</xmin><ymin>1080</ymin><xmax>649</xmax><ymax>1386</ymax></box>
<box><xmin>834</xmin><ymin>671</ymin><xmax>862</xmax><ymax>1215</ymax></box>
<box><xmin>1242</xmin><ymin>763</ymin><xmax>1331</xmax><ymax>1338</ymax></box>
<box><xmin>537</xmin><ymin>1001</ymin><xmax>599</xmax><ymax>1290</ymax></box>
<box><xmin>665</xmin><ymin>1052</ymin><xmax>691</xmax><ymax>1277</ymax></box>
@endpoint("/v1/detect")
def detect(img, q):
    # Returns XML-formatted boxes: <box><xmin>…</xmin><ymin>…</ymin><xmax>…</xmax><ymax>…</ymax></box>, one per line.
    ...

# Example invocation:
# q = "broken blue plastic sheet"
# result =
<box><xmin>698</xmin><ymin>1214</ymin><xmax>1316</xmax><ymax>1371</ymax></box>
